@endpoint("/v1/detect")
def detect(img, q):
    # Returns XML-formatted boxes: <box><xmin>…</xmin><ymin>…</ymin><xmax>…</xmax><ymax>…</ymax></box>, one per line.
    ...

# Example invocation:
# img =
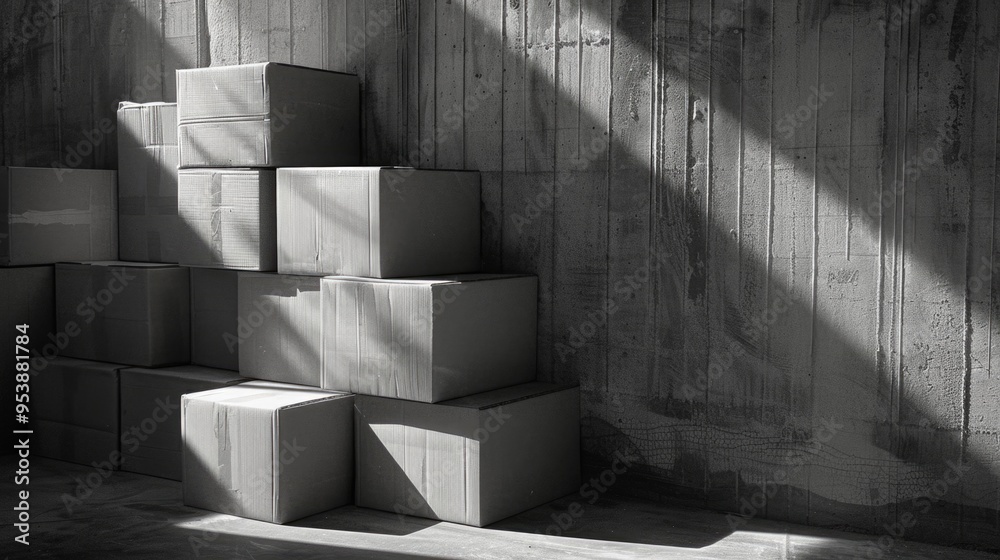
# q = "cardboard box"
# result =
<box><xmin>239</xmin><ymin>273</ymin><xmax>322</xmax><ymax>386</ymax></box>
<box><xmin>322</xmin><ymin>274</ymin><xmax>537</xmax><ymax>402</ymax></box>
<box><xmin>182</xmin><ymin>381</ymin><xmax>354</xmax><ymax>524</ymax></box>
<box><xmin>117</xmin><ymin>102</ymin><xmax>180</xmax><ymax>263</ymax></box>
<box><xmin>355</xmin><ymin>383</ymin><xmax>581</xmax><ymax>526</ymax></box>
<box><xmin>120</xmin><ymin>365</ymin><xmax>247</xmax><ymax>480</ymax></box>
<box><xmin>177</xmin><ymin>63</ymin><xmax>360</xmax><ymax>168</ymax></box>
<box><xmin>277</xmin><ymin>167</ymin><xmax>481</xmax><ymax>278</ymax></box>
<box><xmin>0</xmin><ymin>266</ymin><xmax>54</xmax><ymax>454</ymax></box>
<box><xmin>55</xmin><ymin>262</ymin><xmax>190</xmax><ymax>367</ymax></box>
<box><xmin>190</xmin><ymin>268</ymin><xmax>239</xmax><ymax>370</ymax></box>
<box><xmin>0</xmin><ymin>166</ymin><xmax>117</xmax><ymax>266</ymax></box>
<box><xmin>177</xmin><ymin>168</ymin><xmax>277</xmax><ymax>271</ymax></box>
<box><xmin>34</xmin><ymin>357</ymin><xmax>123</xmax><ymax>467</ymax></box>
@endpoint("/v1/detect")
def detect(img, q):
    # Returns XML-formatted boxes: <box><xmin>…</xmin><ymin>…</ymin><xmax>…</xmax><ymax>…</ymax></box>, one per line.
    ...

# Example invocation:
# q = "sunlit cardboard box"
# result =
<box><xmin>177</xmin><ymin>63</ymin><xmax>360</xmax><ymax>168</ymax></box>
<box><xmin>322</xmin><ymin>274</ymin><xmax>537</xmax><ymax>402</ymax></box>
<box><xmin>355</xmin><ymin>383</ymin><xmax>580</xmax><ymax>527</ymax></box>
<box><xmin>277</xmin><ymin>167</ymin><xmax>481</xmax><ymax>278</ymax></box>
<box><xmin>177</xmin><ymin>168</ymin><xmax>277</xmax><ymax>271</ymax></box>
<box><xmin>238</xmin><ymin>272</ymin><xmax>322</xmax><ymax>386</ymax></box>
<box><xmin>182</xmin><ymin>381</ymin><xmax>354</xmax><ymax>524</ymax></box>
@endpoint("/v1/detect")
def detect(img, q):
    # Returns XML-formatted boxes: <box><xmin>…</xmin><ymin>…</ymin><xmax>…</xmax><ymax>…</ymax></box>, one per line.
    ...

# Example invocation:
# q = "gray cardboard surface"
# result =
<box><xmin>277</xmin><ymin>167</ymin><xmax>481</xmax><ymax>277</ymax></box>
<box><xmin>33</xmin><ymin>357</ymin><xmax>124</xmax><ymax>468</ymax></box>
<box><xmin>55</xmin><ymin>262</ymin><xmax>190</xmax><ymax>367</ymax></box>
<box><xmin>182</xmin><ymin>381</ymin><xmax>354</xmax><ymax>524</ymax></box>
<box><xmin>190</xmin><ymin>267</ymin><xmax>239</xmax><ymax>370</ymax></box>
<box><xmin>322</xmin><ymin>274</ymin><xmax>537</xmax><ymax>402</ymax></box>
<box><xmin>238</xmin><ymin>273</ymin><xmax>322</xmax><ymax>386</ymax></box>
<box><xmin>0</xmin><ymin>167</ymin><xmax>117</xmax><ymax>266</ymax></box>
<box><xmin>177</xmin><ymin>168</ymin><xmax>277</xmax><ymax>271</ymax></box>
<box><xmin>355</xmin><ymin>383</ymin><xmax>581</xmax><ymax>526</ymax></box>
<box><xmin>176</xmin><ymin>63</ymin><xmax>360</xmax><ymax>168</ymax></box>
<box><xmin>118</xmin><ymin>102</ymin><xmax>179</xmax><ymax>263</ymax></box>
<box><xmin>120</xmin><ymin>365</ymin><xmax>247</xmax><ymax>480</ymax></box>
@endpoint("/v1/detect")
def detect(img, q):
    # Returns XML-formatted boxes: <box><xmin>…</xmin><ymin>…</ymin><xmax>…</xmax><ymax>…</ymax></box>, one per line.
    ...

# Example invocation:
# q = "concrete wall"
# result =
<box><xmin>1</xmin><ymin>0</ymin><xmax>997</xmax><ymax>550</ymax></box>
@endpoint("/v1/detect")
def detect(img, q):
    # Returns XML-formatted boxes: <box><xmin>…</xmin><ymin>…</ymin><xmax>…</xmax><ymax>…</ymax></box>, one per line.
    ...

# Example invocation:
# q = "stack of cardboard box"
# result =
<box><xmin>9</xmin><ymin>61</ymin><xmax>579</xmax><ymax>528</ymax></box>
<box><xmin>278</xmin><ymin>167</ymin><xmax>580</xmax><ymax>528</ymax></box>
<box><xmin>173</xmin><ymin>64</ymin><xmax>362</xmax><ymax>522</ymax></box>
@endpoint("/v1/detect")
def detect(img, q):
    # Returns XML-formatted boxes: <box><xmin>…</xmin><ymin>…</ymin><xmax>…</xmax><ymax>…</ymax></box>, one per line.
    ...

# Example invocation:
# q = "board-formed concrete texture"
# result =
<box><xmin>1</xmin><ymin>0</ymin><xmax>998</xmax><ymax>552</ymax></box>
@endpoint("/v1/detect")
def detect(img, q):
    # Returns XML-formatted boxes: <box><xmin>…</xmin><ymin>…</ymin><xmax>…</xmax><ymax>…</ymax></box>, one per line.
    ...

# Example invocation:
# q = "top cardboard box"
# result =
<box><xmin>176</xmin><ymin>63</ymin><xmax>360</xmax><ymax>168</ymax></box>
<box><xmin>0</xmin><ymin>166</ymin><xmax>117</xmax><ymax>266</ymax></box>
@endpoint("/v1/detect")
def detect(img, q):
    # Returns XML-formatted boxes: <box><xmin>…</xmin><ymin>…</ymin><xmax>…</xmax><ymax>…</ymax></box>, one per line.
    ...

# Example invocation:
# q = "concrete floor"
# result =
<box><xmin>1</xmin><ymin>457</ymin><xmax>997</xmax><ymax>559</ymax></box>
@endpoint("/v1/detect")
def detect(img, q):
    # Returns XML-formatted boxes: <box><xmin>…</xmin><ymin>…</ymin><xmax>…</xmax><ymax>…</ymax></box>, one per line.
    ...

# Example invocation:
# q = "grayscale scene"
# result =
<box><xmin>1</xmin><ymin>1</ymin><xmax>998</xmax><ymax>559</ymax></box>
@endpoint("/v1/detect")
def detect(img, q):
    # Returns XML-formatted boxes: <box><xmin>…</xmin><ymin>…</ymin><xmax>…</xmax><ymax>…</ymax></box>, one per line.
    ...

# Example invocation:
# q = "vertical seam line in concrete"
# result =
<box><xmin>766</xmin><ymin>0</ymin><xmax>775</xmax><ymax>417</ymax></box>
<box><xmin>651</xmin><ymin>0</ymin><xmax>661</xmax><ymax>397</ymax></box>
<box><xmin>363</xmin><ymin>1</ymin><xmax>369</xmax><ymax>166</ymax></box>
<box><xmin>552</xmin><ymin>0</ymin><xmax>560</xmax><ymax>382</ymax></box>
<box><xmin>846</xmin><ymin>1</ymin><xmax>855</xmax><ymax>261</ymax></box>
<box><xmin>236</xmin><ymin>0</ymin><xmax>241</xmax><ymax>64</ymax></box>
<box><xmin>703</xmin><ymin>0</ymin><xmax>714</xmax><ymax>423</ymax></box>
<box><xmin>605</xmin><ymin>0</ymin><xmax>614</xmax><ymax>394</ymax></box>
<box><xmin>87</xmin><ymin>0</ymin><xmax>95</xmax><ymax>153</ymax></box>
<box><xmin>522</xmin><ymin>2</ymin><xmax>528</xmax><ymax>172</ymax></box>
<box><xmin>54</xmin><ymin>0</ymin><xmax>64</xmax><ymax>152</ymax></box>
<box><xmin>989</xmin><ymin>14</ymin><xmax>999</xmax><ymax>390</ymax></box>
<box><xmin>737</xmin><ymin>0</ymin><xmax>745</xmax><ymax>276</ymax></box>
<box><xmin>160</xmin><ymin>0</ymin><xmax>166</xmax><ymax>99</ymax></box>
<box><xmin>288</xmin><ymin>0</ymin><xmax>294</xmax><ymax>65</ymax></box>
<box><xmin>807</xmin><ymin>0</ymin><xmax>822</xmax><ymax>526</ymax></box>
<box><xmin>961</xmin><ymin>0</ymin><xmax>979</xmax><ymax>473</ymax></box>
<box><xmin>462</xmin><ymin>0</ymin><xmax>467</xmax><ymax>168</ymax></box>
<box><xmin>499</xmin><ymin>1</ymin><xmax>505</xmax><ymax>273</ymax></box>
